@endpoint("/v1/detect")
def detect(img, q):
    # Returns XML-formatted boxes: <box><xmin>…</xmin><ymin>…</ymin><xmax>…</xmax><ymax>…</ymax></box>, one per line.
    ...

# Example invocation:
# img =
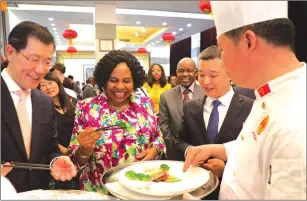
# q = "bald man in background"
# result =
<box><xmin>159</xmin><ymin>58</ymin><xmax>203</xmax><ymax>161</ymax></box>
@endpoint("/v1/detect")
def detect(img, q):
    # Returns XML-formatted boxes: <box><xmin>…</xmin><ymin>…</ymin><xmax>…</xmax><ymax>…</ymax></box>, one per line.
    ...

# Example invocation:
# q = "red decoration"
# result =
<box><xmin>62</xmin><ymin>29</ymin><xmax>78</xmax><ymax>53</ymax></box>
<box><xmin>137</xmin><ymin>48</ymin><xmax>147</xmax><ymax>54</ymax></box>
<box><xmin>67</xmin><ymin>46</ymin><xmax>77</xmax><ymax>53</ymax></box>
<box><xmin>257</xmin><ymin>83</ymin><xmax>271</xmax><ymax>97</ymax></box>
<box><xmin>162</xmin><ymin>32</ymin><xmax>175</xmax><ymax>45</ymax></box>
<box><xmin>62</xmin><ymin>29</ymin><xmax>78</xmax><ymax>39</ymax></box>
<box><xmin>0</xmin><ymin>0</ymin><xmax>7</xmax><ymax>12</ymax></box>
<box><xmin>199</xmin><ymin>1</ymin><xmax>212</xmax><ymax>14</ymax></box>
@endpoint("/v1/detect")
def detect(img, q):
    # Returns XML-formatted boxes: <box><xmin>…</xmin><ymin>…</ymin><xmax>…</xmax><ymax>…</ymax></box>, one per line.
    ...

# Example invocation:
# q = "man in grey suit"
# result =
<box><xmin>82</xmin><ymin>77</ymin><xmax>96</xmax><ymax>99</ymax></box>
<box><xmin>173</xmin><ymin>46</ymin><xmax>254</xmax><ymax>199</ymax></box>
<box><xmin>159</xmin><ymin>58</ymin><xmax>203</xmax><ymax>161</ymax></box>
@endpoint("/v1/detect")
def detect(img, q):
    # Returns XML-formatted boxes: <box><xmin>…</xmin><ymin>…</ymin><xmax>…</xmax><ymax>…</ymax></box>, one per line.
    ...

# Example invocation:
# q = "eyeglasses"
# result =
<box><xmin>19</xmin><ymin>51</ymin><xmax>54</xmax><ymax>70</ymax></box>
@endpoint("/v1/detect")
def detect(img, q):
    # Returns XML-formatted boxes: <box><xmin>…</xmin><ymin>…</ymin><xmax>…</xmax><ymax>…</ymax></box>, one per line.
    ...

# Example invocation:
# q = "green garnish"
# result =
<box><xmin>160</xmin><ymin>164</ymin><xmax>170</xmax><ymax>172</ymax></box>
<box><xmin>125</xmin><ymin>170</ymin><xmax>151</xmax><ymax>181</ymax></box>
<box><xmin>164</xmin><ymin>175</ymin><xmax>182</xmax><ymax>183</ymax></box>
<box><xmin>125</xmin><ymin>164</ymin><xmax>181</xmax><ymax>183</ymax></box>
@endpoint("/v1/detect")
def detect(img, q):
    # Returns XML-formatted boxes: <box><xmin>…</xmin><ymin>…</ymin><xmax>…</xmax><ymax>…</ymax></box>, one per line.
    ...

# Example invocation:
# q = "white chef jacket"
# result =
<box><xmin>219</xmin><ymin>63</ymin><xmax>306</xmax><ymax>199</ymax></box>
<box><xmin>1</xmin><ymin>176</ymin><xmax>17</xmax><ymax>199</ymax></box>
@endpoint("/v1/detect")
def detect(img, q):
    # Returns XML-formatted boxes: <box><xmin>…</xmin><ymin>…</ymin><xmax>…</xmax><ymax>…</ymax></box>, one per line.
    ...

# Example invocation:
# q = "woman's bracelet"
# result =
<box><xmin>76</xmin><ymin>146</ymin><xmax>91</xmax><ymax>159</ymax></box>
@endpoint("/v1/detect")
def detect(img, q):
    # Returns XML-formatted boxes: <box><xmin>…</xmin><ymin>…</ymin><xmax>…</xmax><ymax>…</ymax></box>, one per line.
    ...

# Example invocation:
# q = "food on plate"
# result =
<box><xmin>125</xmin><ymin>164</ymin><xmax>181</xmax><ymax>183</ymax></box>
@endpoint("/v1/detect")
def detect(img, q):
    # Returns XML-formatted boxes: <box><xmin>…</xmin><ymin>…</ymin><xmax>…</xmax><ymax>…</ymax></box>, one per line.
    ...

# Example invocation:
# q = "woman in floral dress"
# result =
<box><xmin>67</xmin><ymin>50</ymin><xmax>165</xmax><ymax>193</ymax></box>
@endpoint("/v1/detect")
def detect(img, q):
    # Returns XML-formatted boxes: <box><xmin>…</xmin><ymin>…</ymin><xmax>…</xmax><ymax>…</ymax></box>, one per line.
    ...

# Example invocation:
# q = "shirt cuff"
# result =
<box><xmin>184</xmin><ymin>146</ymin><xmax>192</xmax><ymax>158</ymax></box>
<box><xmin>50</xmin><ymin>157</ymin><xmax>60</xmax><ymax>167</ymax></box>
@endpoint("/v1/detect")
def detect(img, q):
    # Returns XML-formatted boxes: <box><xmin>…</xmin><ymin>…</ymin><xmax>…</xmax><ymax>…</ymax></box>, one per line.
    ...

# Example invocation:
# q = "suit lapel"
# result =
<box><xmin>193</xmin><ymin>84</ymin><xmax>203</xmax><ymax>99</ymax></box>
<box><xmin>1</xmin><ymin>77</ymin><xmax>28</xmax><ymax>161</ymax></box>
<box><xmin>173</xmin><ymin>86</ymin><xmax>184</xmax><ymax>116</ymax></box>
<box><xmin>29</xmin><ymin>89</ymin><xmax>42</xmax><ymax>162</ymax></box>
<box><xmin>216</xmin><ymin>93</ymin><xmax>244</xmax><ymax>143</ymax></box>
<box><xmin>194</xmin><ymin>95</ymin><xmax>209</xmax><ymax>142</ymax></box>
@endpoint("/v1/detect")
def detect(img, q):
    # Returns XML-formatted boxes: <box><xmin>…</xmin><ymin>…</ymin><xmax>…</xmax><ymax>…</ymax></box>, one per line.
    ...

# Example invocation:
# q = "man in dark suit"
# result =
<box><xmin>1</xmin><ymin>21</ymin><xmax>77</xmax><ymax>193</ymax></box>
<box><xmin>173</xmin><ymin>46</ymin><xmax>254</xmax><ymax>199</ymax></box>
<box><xmin>82</xmin><ymin>77</ymin><xmax>96</xmax><ymax>99</ymax></box>
<box><xmin>233</xmin><ymin>85</ymin><xmax>256</xmax><ymax>100</ymax></box>
<box><xmin>159</xmin><ymin>58</ymin><xmax>203</xmax><ymax>161</ymax></box>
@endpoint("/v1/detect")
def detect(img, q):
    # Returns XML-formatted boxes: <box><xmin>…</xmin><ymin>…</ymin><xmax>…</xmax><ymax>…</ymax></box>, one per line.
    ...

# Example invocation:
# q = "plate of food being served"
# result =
<box><xmin>117</xmin><ymin>160</ymin><xmax>210</xmax><ymax>197</ymax></box>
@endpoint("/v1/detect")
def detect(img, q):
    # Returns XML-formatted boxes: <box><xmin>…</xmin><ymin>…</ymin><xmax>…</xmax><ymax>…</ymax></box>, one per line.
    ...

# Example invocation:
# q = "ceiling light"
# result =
<box><xmin>141</xmin><ymin>27</ymin><xmax>146</xmax><ymax>32</ymax></box>
<box><xmin>48</xmin><ymin>18</ymin><xmax>54</xmax><ymax>21</ymax></box>
<box><xmin>162</xmin><ymin>22</ymin><xmax>167</xmax><ymax>26</ymax></box>
<box><xmin>116</xmin><ymin>8</ymin><xmax>212</xmax><ymax>20</ymax></box>
<box><xmin>156</xmin><ymin>41</ymin><xmax>160</xmax><ymax>43</ymax></box>
<box><xmin>187</xmin><ymin>23</ymin><xmax>192</xmax><ymax>27</ymax></box>
<box><xmin>136</xmin><ymin>21</ymin><xmax>141</xmax><ymax>25</ymax></box>
<box><xmin>54</xmin><ymin>31</ymin><xmax>58</xmax><ymax>34</ymax></box>
<box><xmin>160</xmin><ymin>39</ymin><xmax>163</xmax><ymax>41</ymax></box>
<box><xmin>172</xmin><ymin>31</ymin><xmax>177</xmax><ymax>36</ymax></box>
<box><xmin>135</xmin><ymin>32</ymin><xmax>139</xmax><ymax>37</ymax></box>
<box><xmin>179</xmin><ymin>28</ymin><xmax>183</xmax><ymax>32</ymax></box>
<box><xmin>12</xmin><ymin>4</ymin><xmax>94</xmax><ymax>13</ymax></box>
<box><xmin>50</xmin><ymin>23</ymin><xmax>55</xmax><ymax>26</ymax></box>
<box><xmin>52</xmin><ymin>27</ymin><xmax>57</xmax><ymax>31</ymax></box>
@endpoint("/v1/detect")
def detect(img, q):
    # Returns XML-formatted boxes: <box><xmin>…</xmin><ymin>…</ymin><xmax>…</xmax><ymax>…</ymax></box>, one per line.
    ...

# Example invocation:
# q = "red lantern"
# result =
<box><xmin>62</xmin><ymin>29</ymin><xmax>78</xmax><ymax>47</ymax></box>
<box><xmin>199</xmin><ymin>1</ymin><xmax>212</xmax><ymax>14</ymax></box>
<box><xmin>137</xmin><ymin>48</ymin><xmax>147</xmax><ymax>54</ymax></box>
<box><xmin>67</xmin><ymin>46</ymin><xmax>77</xmax><ymax>53</ymax></box>
<box><xmin>162</xmin><ymin>32</ymin><xmax>175</xmax><ymax>45</ymax></box>
<box><xmin>62</xmin><ymin>29</ymin><xmax>78</xmax><ymax>39</ymax></box>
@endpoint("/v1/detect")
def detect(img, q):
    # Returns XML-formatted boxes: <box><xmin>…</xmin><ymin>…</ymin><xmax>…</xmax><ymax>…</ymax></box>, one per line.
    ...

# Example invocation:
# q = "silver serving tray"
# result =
<box><xmin>101</xmin><ymin>160</ymin><xmax>219</xmax><ymax>200</ymax></box>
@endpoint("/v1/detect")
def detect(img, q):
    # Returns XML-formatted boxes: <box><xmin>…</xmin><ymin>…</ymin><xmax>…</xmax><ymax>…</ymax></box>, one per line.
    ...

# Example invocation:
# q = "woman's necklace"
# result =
<box><xmin>109</xmin><ymin>102</ymin><xmax>130</xmax><ymax>110</ymax></box>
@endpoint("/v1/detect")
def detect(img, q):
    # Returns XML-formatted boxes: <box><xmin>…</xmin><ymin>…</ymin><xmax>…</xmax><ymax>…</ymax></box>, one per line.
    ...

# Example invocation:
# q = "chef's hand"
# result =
<box><xmin>77</xmin><ymin>127</ymin><xmax>101</xmax><ymax>156</ymax></box>
<box><xmin>183</xmin><ymin>193</ymin><xmax>200</xmax><ymax>200</ymax></box>
<box><xmin>183</xmin><ymin>145</ymin><xmax>211</xmax><ymax>172</ymax></box>
<box><xmin>1</xmin><ymin>163</ymin><xmax>13</xmax><ymax>176</ymax></box>
<box><xmin>136</xmin><ymin>147</ymin><xmax>158</xmax><ymax>161</ymax></box>
<box><xmin>50</xmin><ymin>156</ymin><xmax>77</xmax><ymax>181</ymax></box>
<box><xmin>202</xmin><ymin>158</ymin><xmax>225</xmax><ymax>178</ymax></box>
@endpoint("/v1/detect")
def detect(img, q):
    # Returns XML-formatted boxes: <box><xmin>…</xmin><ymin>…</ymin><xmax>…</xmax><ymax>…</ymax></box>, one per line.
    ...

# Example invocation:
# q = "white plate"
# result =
<box><xmin>105</xmin><ymin>182</ymin><xmax>173</xmax><ymax>200</ymax></box>
<box><xmin>118</xmin><ymin>161</ymin><xmax>210</xmax><ymax>197</ymax></box>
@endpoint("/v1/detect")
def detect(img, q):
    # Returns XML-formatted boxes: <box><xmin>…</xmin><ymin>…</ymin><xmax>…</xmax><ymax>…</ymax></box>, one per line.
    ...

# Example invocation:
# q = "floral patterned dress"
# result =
<box><xmin>67</xmin><ymin>93</ymin><xmax>165</xmax><ymax>193</ymax></box>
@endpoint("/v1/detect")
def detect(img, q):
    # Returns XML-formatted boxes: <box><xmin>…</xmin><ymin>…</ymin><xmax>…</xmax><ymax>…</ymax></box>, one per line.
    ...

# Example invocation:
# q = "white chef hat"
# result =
<box><xmin>211</xmin><ymin>1</ymin><xmax>288</xmax><ymax>37</ymax></box>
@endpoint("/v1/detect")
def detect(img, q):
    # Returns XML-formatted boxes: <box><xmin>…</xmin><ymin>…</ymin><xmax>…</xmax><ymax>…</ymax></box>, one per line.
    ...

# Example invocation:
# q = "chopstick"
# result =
<box><xmin>77</xmin><ymin>124</ymin><xmax>123</xmax><ymax>135</ymax></box>
<box><xmin>1</xmin><ymin>161</ymin><xmax>50</xmax><ymax>171</ymax></box>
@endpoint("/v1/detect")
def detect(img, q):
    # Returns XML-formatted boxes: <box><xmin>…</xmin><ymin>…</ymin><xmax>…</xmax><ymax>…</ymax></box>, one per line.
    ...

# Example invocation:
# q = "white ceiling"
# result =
<box><xmin>7</xmin><ymin>0</ymin><xmax>215</xmax><ymax>51</ymax></box>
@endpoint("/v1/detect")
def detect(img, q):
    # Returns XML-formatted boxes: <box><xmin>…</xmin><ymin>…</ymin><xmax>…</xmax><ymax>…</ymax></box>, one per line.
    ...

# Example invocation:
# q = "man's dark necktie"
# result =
<box><xmin>207</xmin><ymin>100</ymin><xmax>221</xmax><ymax>143</ymax></box>
<box><xmin>183</xmin><ymin>89</ymin><xmax>191</xmax><ymax>103</ymax></box>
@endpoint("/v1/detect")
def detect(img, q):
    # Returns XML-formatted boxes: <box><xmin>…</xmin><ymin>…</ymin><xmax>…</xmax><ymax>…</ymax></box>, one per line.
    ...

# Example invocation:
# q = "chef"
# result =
<box><xmin>1</xmin><ymin>164</ymin><xmax>17</xmax><ymax>199</ymax></box>
<box><xmin>183</xmin><ymin>1</ymin><xmax>306</xmax><ymax>200</ymax></box>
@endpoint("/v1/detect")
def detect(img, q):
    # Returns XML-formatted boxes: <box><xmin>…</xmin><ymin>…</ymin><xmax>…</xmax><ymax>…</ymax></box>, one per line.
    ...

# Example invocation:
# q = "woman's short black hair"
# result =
<box><xmin>38</xmin><ymin>72</ymin><xmax>75</xmax><ymax>116</ymax></box>
<box><xmin>147</xmin><ymin>63</ymin><xmax>167</xmax><ymax>88</ymax></box>
<box><xmin>94</xmin><ymin>50</ymin><xmax>145</xmax><ymax>90</ymax></box>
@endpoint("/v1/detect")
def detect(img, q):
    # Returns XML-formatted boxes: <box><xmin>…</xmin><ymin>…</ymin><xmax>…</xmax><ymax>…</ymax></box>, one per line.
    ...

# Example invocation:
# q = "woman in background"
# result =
<box><xmin>39</xmin><ymin>72</ymin><xmax>75</xmax><ymax>154</ymax></box>
<box><xmin>39</xmin><ymin>72</ymin><xmax>79</xmax><ymax>190</ymax></box>
<box><xmin>143</xmin><ymin>64</ymin><xmax>171</xmax><ymax>114</ymax></box>
<box><xmin>168</xmin><ymin>75</ymin><xmax>178</xmax><ymax>88</ymax></box>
